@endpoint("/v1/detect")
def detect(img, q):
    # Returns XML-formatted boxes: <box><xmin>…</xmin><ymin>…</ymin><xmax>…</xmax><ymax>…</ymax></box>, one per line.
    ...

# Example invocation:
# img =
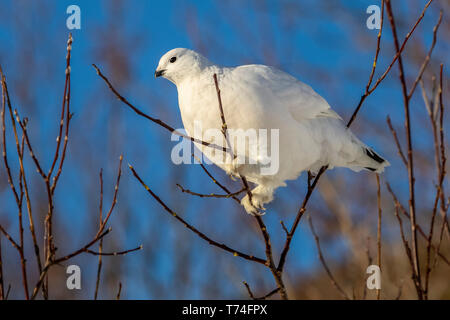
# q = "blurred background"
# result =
<box><xmin>0</xmin><ymin>0</ymin><xmax>449</xmax><ymax>299</ymax></box>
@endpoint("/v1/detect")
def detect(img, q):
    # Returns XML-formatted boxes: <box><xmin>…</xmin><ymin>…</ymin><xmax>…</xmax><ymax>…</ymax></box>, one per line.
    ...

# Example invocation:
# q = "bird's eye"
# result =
<box><xmin>169</xmin><ymin>57</ymin><xmax>177</xmax><ymax>63</ymax></box>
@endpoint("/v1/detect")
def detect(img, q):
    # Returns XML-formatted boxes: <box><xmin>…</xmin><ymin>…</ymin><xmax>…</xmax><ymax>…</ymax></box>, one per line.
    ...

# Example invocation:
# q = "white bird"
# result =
<box><xmin>155</xmin><ymin>48</ymin><xmax>389</xmax><ymax>214</ymax></box>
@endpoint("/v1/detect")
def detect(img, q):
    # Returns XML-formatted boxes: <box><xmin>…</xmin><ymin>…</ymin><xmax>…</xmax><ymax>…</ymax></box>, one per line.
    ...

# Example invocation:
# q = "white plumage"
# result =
<box><xmin>155</xmin><ymin>48</ymin><xmax>389</xmax><ymax>214</ymax></box>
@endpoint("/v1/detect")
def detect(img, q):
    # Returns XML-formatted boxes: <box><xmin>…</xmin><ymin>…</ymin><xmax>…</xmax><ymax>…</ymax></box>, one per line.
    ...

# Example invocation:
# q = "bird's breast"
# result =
<box><xmin>177</xmin><ymin>80</ymin><xmax>223</xmax><ymax>139</ymax></box>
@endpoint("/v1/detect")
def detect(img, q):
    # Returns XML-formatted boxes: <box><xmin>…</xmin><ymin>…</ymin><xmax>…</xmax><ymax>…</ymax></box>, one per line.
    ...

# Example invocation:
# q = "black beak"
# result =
<box><xmin>154</xmin><ymin>69</ymin><xmax>165</xmax><ymax>78</ymax></box>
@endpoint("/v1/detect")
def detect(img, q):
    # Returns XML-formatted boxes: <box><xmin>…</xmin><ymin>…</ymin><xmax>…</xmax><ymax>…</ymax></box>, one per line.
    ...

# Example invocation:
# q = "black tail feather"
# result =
<box><xmin>364</xmin><ymin>148</ymin><xmax>385</xmax><ymax>164</ymax></box>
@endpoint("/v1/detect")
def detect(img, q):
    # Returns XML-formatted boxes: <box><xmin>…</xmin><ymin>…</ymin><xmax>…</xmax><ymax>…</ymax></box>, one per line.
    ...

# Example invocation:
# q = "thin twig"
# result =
<box><xmin>128</xmin><ymin>164</ymin><xmax>266</xmax><ymax>265</ymax></box>
<box><xmin>48</xmin><ymin>34</ymin><xmax>72</xmax><ymax>179</ymax></box>
<box><xmin>307</xmin><ymin>214</ymin><xmax>350</xmax><ymax>300</ymax></box>
<box><xmin>85</xmin><ymin>245</ymin><xmax>143</xmax><ymax>256</ymax></box>
<box><xmin>255</xmin><ymin>287</ymin><xmax>280</xmax><ymax>300</ymax></box>
<box><xmin>243</xmin><ymin>281</ymin><xmax>255</xmax><ymax>299</ymax></box>
<box><xmin>363</xmin><ymin>237</ymin><xmax>373</xmax><ymax>300</ymax></box>
<box><xmin>277</xmin><ymin>165</ymin><xmax>327</xmax><ymax>273</ymax></box>
<box><xmin>93</xmin><ymin>64</ymin><xmax>228</xmax><ymax>153</ymax></box>
<box><xmin>243</xmin><ymin>281</ymin><xmax>280</xmax><ymax>300</ymax></box>
<box><xmin>423</xmin><ymin>64</ymin><xmax>447</xmax><ymax>299</ymax></box>
<box><xmin>395</xmin><ymin>280</ymin><xmax>405</xmax><ymax>300</ymax></box>
<box><xmin>98</xmin><ymin>155</ymin><xmax>123</xmax><ymax>235</ymax></box>
<box><xmin>0</xmin><ymin>225</ymin><xmax>20</xmax><ymax>251</ymax></box>
<box><xmin>386</xmin><ymin>116</ymin><xmax>407</xmax><ymax>166</ymax></box>
<box><xmin>347</xmin><ymin>0</ymin><xmax>433</xmax><ymax>127</ymax></box>
<box><xmin>392</xmin><ymin>203</ymin><xmax>414</xmax><ymax>271</ymax></box>
<box><xmin>4</xmin><ymin>284</ymin><xmax>11</xmax><ymax>300</ymax></box>
<box><xmin>31</xmin><ymin>154</ymin><xmax>127</xmax><ymax>299</ymax></box>
<box><xmin>1</xmin><ymin>67</ymin><xmax>30</xmax><ymax>299</ymax></box>
<box><xmin>30</xmin><ymin>228</ymin><xmax>112</xmax><ymax>300</ymax></box>
<box><xmin>432</xmin><ymin>64</ymin><xmax>449</xmax><ymax>274</ymax></box>
<box><xmin>0</xmin><ymin>235</ymin><xmax>3</xmax><ymax>300</ymax></box>
<box><xmin>365</xmin><ymin>0</ymin><xmax>385</xmax><ymax>91</ymax></box>
<box><xmin>193</xmin><ymin>154</ymin><xmax>241</xmax><ymax>204</ymax></box>
<box><xmin>94</xmin><ymin>169</ymin><xmax>104</xmax><ymax>300</ymax></box>
<box><xmin>375</xmin><ymin>174</ymin><xmax>382</xmax><ymax>300</ymax></box>
<box><xmin>176</xmin><ymin>183</ymin><xmax>246</xmax><ymax>198</ymax></box>
<box><xmin>386</xmin><ymin>182</ymin><xmax>450</xmax><ymax>266</ymax></box>
<box><xmin>386</xmin><ymin>0</ymin><xmax>422</xmax><ymax>299</ymax></box>
<box><xmin>407</xmin><ymin>11</ymin><xmax>442</xmax><ymax>100</ymax></box>
<box><xmin>116</xmin><ymin>282</ymin><xmax>122</xmax><ymax>300</ymax></box>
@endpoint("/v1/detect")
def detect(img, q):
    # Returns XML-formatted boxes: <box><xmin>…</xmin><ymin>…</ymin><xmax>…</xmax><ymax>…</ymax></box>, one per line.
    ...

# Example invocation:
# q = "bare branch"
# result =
<box><xmin>386</xmin><ymin>116</ymin><xmax>407</xmax><ymax>166</ymax></box>
<box><xmin>376</xmin><ymin>174</ymin><xmax>382</xmax><ymax>300</ymax></box>
<box><xmin>176</xmin><ymin>183</ymin><xmax>246</xmax><ymax>198</ymax></box>
<box><xmin>385</xmin><ymin>0</ymin><xmax>422</xmax><ymax>299</ymax></box>
<box><xmin>407</xmin><ymin>11</ymin><xmax>442</xmax><ymax>100</ymax></box>
<box><xmin>307</xmin><ymin>214</ymin><xmax>350</xmax><ymax>300</ymax></box>
<box><xmin>93</xmin><ymin>64</ymin><xmax>228</xmax><ymax>153</ymax></box>
<box><xmin>128</xmin><ymin>164</ymin><xmax>266</xmax><ymax>265</ymax></box>
<box><xmin>85</xmin><ymin>245</ymin><xmax>143</xmax><ymax>256</ymax></box>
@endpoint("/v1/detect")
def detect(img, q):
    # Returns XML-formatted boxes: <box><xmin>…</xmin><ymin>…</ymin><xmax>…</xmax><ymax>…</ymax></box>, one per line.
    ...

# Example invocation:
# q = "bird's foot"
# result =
<box><xmin>241</xmin><ymin>193</ymin><xmax>269</xmax><ymax>216</ymax></box>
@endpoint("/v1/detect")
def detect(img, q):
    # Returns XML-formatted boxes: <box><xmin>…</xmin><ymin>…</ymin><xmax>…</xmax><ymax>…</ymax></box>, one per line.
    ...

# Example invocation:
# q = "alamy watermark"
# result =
<box><xmin>171</xmin><ymin>121</ymin><xmax>280</xmax><ymax>176</ymax></box>
<box><xmin>66</xmin><ymin>5</ymin><xmax>81</xmax><ymax>30</ymax></box>
<box><xmin>366</xmin><ymin>5</ymin><xmax>381</xmax><ymax>30</ymax></box>
<box><xmin>366</xmin><ymin>265</ymin><xmax>381</xmax><ymax>290</ymax></box>
<box><xmin>66</xmin><ymin>264</ymin><xmax>81</xmax><ymax>290</ymax></box>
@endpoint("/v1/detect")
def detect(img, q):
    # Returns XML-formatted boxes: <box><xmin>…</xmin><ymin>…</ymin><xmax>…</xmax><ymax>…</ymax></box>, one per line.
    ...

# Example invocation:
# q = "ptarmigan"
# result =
<box><xmin>155</xmin><ymin>48</ymin><xmax>389</xmax><ymax>214</ymax></box>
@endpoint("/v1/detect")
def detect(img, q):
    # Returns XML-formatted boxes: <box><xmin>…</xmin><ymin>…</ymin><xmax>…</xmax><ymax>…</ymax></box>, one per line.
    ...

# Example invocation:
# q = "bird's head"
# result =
<box><xmin>155</xmin><ymin>48</ymin><xmax>211</xmax><ymax>85</ymax></box>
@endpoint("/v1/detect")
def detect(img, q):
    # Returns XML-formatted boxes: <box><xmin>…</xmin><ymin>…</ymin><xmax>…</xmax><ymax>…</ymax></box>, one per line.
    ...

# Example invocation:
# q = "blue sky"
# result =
<box><xmin>0</xmin><ymin>0</ymin><xmax>447</xmax><ymax>299</ymax></box>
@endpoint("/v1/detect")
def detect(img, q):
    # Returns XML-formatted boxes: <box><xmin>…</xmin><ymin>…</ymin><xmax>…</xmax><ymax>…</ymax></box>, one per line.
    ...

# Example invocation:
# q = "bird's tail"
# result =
<box><xmin>361</xmin><ymin>147</ymin><xmax>390</xmax><ymax>173</ymax></box>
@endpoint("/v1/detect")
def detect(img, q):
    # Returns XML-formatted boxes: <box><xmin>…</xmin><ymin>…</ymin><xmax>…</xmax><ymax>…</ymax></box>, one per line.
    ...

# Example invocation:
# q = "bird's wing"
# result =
<box><xmin>228</xmin><ymin>64</ymin><xmax>342</xmax><ymax>122</ymax></box>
